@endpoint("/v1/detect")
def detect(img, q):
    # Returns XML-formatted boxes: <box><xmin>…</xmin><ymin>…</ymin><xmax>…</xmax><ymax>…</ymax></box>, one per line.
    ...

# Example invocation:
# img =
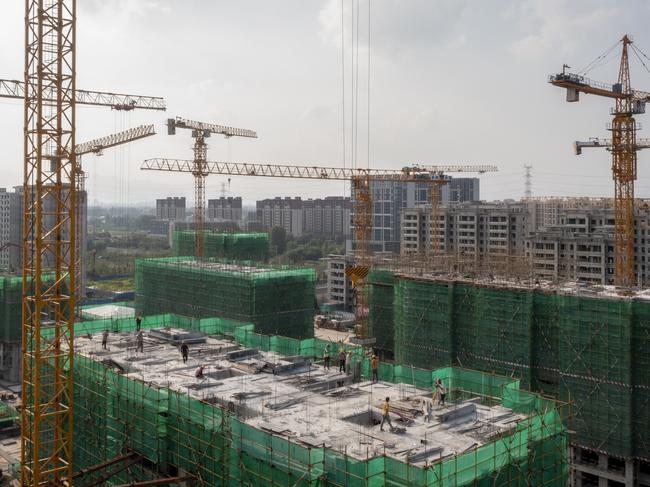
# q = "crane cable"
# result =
<box><xmin>630</xmin><ymin>44</ymin><xmax>650</xmax><ymax>79</ymax></box>
<box><xmin>576</xmin><ymin>39</ymin><xmax>621</xmax><ymax>76</ymax></box>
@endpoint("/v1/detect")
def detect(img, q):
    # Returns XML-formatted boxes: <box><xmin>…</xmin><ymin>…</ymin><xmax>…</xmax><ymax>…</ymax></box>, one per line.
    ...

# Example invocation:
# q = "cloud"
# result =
<box><xmin>319</xmin><ymin>0</ymin><xmax>468</xmax><ymax>57</ymax></box>
<box><xmin>508</xmin><ymin>0</ymin><xmax>618</xmax><ymax>57</ymax></box>
<box><xmin>79</xmin><ymin>0</ymin><xmax>172</xmax><ymax>16</ymax></box>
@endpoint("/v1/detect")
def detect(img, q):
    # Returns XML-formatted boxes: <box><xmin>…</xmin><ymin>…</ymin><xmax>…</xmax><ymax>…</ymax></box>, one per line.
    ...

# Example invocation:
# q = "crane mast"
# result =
<box><xmin>17</xmin><ymin>2</ymin><xmax>166</xmax><ymax>484</ymax></box>
<box><xmin>550</xmin><ymin>35</ymin><xmax>645</xmax><ymax>287</ymax></box>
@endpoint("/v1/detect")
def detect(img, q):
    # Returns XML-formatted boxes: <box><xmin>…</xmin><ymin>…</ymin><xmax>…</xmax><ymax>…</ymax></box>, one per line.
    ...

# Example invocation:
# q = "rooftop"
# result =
<box><xmin>74</xmin><ymin>327</ymin><xmax>531</xmax><ymax>466</ymax></box>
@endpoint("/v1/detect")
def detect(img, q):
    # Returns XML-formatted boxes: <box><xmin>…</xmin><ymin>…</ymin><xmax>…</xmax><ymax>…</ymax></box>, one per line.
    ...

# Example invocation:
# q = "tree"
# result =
<box><xmin>270</xmin><ymin>226</ymin><xmax>287</xmax><ymax>255</ymax></box>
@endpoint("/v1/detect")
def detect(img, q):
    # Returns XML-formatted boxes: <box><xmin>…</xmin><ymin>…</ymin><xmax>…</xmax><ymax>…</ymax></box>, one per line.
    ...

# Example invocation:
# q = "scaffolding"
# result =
<box><xmin>135</xmin><ymin>257</ymin><xmax>315</xmax><ymax>339</ymax></box>
<box><xmin>367</xmin><ymin>272</ymin><xmax>650</xmax><ymax>462</ymax></box>
<box><xmin>172</xmin><ymin>231</ymin><xmax>270</xmax><ymax>262</ymax></box>
<box><xmin>52</xmin><ymin>313</ymin><xmax>568</xmax><ymax>486</ymax></box>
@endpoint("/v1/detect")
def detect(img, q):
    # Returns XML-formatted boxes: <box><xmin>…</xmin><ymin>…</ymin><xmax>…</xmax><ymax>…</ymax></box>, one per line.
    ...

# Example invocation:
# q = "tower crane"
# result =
<box><xmin>0</xmin><ymin>78</ymin><xmax>166</xmax><ymax>111</ymax></box>
<box><xmin>141</xmin><ymin>159</ymin><xmax>497</xmax><ymax>337</ymax></box>
<box><xmin>8</xmin><ymin>3</ymin><xmax>166</xmax><ymax>484</ymax></box>
<box><xmin>166</xmin><ymin>117</ymin><xmax>257</xmax><ymax>257</ymax></box>
<box><xmin>549</xmin><ymin>35</ymin><xmax>650</xmax><ymax>287</ymax></box>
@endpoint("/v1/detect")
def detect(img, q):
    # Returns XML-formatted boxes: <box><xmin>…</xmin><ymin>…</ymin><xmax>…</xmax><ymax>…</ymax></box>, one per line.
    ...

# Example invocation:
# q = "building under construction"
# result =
<box><xmin>367</xmin><ymin>270</ymin><xmax>650</xmax><ymax>486</ymax></box>
<box><xmin>135</xmin><ymin>257</ymin><xmax>315</xmax><ymax>338</ymax></box>
<box><xmin>172</xmin><ymin>231</ymin><xmax>270</xmax><ymax>262</ymax></box>
<box><xmin>64</xmin><ymin>313</ymin><xmax>568</xmax><ymax>486</ymax></box>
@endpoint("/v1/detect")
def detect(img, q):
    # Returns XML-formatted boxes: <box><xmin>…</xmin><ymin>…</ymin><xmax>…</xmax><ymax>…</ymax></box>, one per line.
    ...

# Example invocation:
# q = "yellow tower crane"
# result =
<box><xmin>1</xmin><ymin>2</ymin><xmax>165</xmax><ymax>483</ymax></box>
<box><xmin>166</xmin><ymin>117</ymin><xmax>257</xmax><ymax>258</ymax></box>
<box><xmin>549</xmin><ymin>35</ymin><xmax>650</xmax><ymax>287</ymax></box>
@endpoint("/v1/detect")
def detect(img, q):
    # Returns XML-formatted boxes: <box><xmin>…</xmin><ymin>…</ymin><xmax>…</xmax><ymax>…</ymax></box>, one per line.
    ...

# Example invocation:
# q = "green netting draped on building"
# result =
<box><xmin>367</xmin><ymin>272</ymin><xmax>650</xmax><ymax>461</ymax></box>
<box><xmin>0</xmin><ymin>274</ymin><xmax>58</xmax><ymax>342</ymax></box>
<box><xmin>135</xmin><ymin>257</ymin><xmax>315</xmax><ymax>339</ymax></box>
<box><xmin>69</xmin><ymin>313</ymin><xmax>568</xmax><ymax>487</ymax></box>
<box><xmin>0</xmin><ymin>275</ymin><xmax>22</xmax><ymax>342</ymax></box>
<box><xmin>172</xmin><ymin>231</ymin><xmax>269</xmax><ymax>261</ymax></box>
<box><xmin>366</xmin><ymin>269</ymin><xmax>395</xmax><ymax>356</ymax></box>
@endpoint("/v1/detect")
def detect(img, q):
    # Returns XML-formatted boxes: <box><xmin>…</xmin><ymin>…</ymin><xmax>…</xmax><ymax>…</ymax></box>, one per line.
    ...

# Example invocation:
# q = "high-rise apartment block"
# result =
<box><xmin>353</xmin><ymin>177</ymin><xmax>480</xmax><ymax>253</ymax></box>
<box><xmin>156</xmin><ymin>197</ymin><xmax>186</xmax><ymax>221</ymax></box>
<box><xmin>401</xmin><ymin>201</ymin><xmax>528</xmax><ymax>273</ymax></box>
<box><xmin>256</xmin><ymin>197</ymin><xmax>351</xmax><ymax>237</ymax></box>
<box><xmin>207</xmin><ymin>197</ymin><xmax>242</xmax><ymax>223</ymax></box>
<box><xmin>400</xmin><ymin>197</ymin><xmax>650</xmax><ymax>287</ymax></box>
<box><xmin>0</xmin><ymin>188</ymin><xmax>22</xmax><ymax>272</ymax></box>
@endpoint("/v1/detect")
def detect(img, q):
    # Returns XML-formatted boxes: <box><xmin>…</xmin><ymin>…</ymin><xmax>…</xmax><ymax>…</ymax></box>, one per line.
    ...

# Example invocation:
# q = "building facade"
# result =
<box><xmin>207</xmin><ymin>197</ymin><xmax>242</xmax><ymax>223</ymax></box>
<box><xmin>324</xmin><ymin>254</ymin><xmax>354</xmax><ymax>311</ymax></box>
<box><xmin>156</xmin><ymin>197</ymin><xmax>186</xmax><ymax>221</ymax></box>
<box><xmin>401</xmin><ymin>197</ymin><xmax>650</xmax><ymax>287</ymax></box>
<box><xmin>256</xmin><ymin>197</ymin><xmax>351</xmax><ymax>238</ymax></box>
<box><xmin>353</xmin><ymin>177</ymin><xmax>480</xmax><ymax>254</ymax></box>
<box><xmin>401</xmin><ymin>201</ymin><xmax>528</xmax><ymax>273</ymax></box>
<box><xmin>524</xmin><ymin>204</ymin><xmax>650</xmax><ymax>286</ymax></box>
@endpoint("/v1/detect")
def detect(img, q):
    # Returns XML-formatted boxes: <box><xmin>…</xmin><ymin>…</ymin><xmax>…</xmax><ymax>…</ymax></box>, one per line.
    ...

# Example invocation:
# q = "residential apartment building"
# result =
<box><xmin>401</xmin><ymin>197</ymin><xmax>650</xmax><ymax>287</ymax></box>
<box><xmin>401</xmin><ymin>201</ymin><xmax>528</xmax><ymax>272</ymax></box>
<box><xmin>256</xmin><ymin>197</ymin><xmax>351</xmax><ymax>238</ymax></box>
<box><xmin>1</xmin><ymin>185</ymin><xmax>88</xmax><ymax>290</ymax></box>
<box><xmin>0</xmin><ymin>188</ymin><xmax>22</xmax><ymax>272</ymax></box>
<box><xmin>324</xmin><ymin>254</ymin><xmax>354</xmax><ymax>311</ymax></box>
<box><xmin>524</xmin><ymin>203</ymin><xmax>650</xmax><ymax>286</ymax></box>
<box><xmin>156</xmin><ymin>197</ymin><xmax>186</xmax><ymax>221</ymax></box>
<box><xmin>352</xmin><ymin>177</ymin><xmax>480</xmax><ymax>254</ymax></box>
<box><xmin>207</xmin><ymin>197</ymin><xmax>242</xmax><ymax>223</ymax></box>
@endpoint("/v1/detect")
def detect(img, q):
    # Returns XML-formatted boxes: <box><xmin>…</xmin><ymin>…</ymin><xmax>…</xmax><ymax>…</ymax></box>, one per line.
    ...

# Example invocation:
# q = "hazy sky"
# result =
<box><xmin>2</xmin><ymin>1</ymin><xmax>650</xmax><ymax>205</ymax></box>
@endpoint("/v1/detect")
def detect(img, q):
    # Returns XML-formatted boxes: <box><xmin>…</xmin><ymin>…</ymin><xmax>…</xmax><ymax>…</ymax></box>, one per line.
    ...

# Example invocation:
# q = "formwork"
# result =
<box><xmin>172</xmin><ymin>231</ymin><xmax>270</xmax><ymax>262</ymax></box>
<box><xmin>135</xmin><ymin>257</ymin><xmax>315</xmax><ymax>339</ymax></box>
<box><xmin>60</xmin><ymin>314</ymin><xmax>568</xmax><ymax>487</ymax></box>
<box><xmin>368</xmin><ymin>272</ymin><xmax>650</xmax><ymax>461</ymax></box>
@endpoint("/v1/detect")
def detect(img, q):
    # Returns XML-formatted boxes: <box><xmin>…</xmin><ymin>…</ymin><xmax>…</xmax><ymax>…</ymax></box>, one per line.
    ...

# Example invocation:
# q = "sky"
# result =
<box><xmin>2</xmin><ymin>0</ymin><xmax>650</xmax><ymax>206</ymax></box>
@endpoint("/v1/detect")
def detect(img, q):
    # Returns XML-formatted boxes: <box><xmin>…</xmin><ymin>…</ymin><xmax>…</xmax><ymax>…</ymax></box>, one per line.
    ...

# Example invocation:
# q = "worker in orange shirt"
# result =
<box><xmin>371</xmin><ymin>355</ymin><xmax>379</xmax><ymax>383</ymax></box>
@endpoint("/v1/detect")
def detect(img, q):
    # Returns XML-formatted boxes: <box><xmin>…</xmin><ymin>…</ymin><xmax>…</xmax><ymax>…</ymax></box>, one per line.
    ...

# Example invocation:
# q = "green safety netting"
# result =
<box><xmin>365</xmin><ymin>269</ymin><xmax>395</xmax><ymax>355</ymax></box>
<box><xmin>367</xmin><ymin>272</ymin><xmax>650</xmax><ymax>460</ymax></box>
<box><xmin>69</xmin><ymin>312</ymin><xmax>568</xmax><ymax>486</ymax></box>
<box><xmin>172</xmin><ymin>231</ymin><xmax>270</xmax><ymax>262</ymax></box>
<box><xmin>0</xmin><ymin>273</ymin><xmax>59</xmax><ymax>342</ymax></box>
<box><xmin>135</xmin><ymin>257</ymin><xmax>315</xmax><ymax>339</ymax></box>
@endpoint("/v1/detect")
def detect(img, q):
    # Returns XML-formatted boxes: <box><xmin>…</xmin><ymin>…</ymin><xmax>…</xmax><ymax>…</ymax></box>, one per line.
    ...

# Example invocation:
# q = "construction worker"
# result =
<box><xmin>323</xmin><ymin>344</ymin><xmax>331</xmax><ymax>370</ymax></box>
<box><xmin>101</xmin><ymin>330</ymin><xmax>109</xmax><ymax>350</ymax></box>
<box><xmin>345</xmin><ymin>350</ymin><xmax>352</xmax><ymax>375</ymax></box>
<box><xmin>180</xmin><ymin>342</ymin><xmax>189</xmax><ymax>363</ymax></box>
<box><xmin>136</xmin><ymin>331</ymin><xmax>144</xmax><ymax>353</ymax></box>
<box><xmin>338</xmin><ymin>346</ymin><xmax>346</xmax><ymax>373</ymax></box>
<box><xmin>371</xmin><ymin>355</ymin><xmax>379</xmax><ymax>383</ymax></box>
<box><xmin>380</xmin><ymin>397</ymin><xmax>394</xmax><ymax>432</ymax></box>
<box><xmin>136</xmin><ymin>315</ymin><xmax>142</xmax><ymax>332</ymax></box>
<box><xmin>424</xmin><ymin>397</ymin><xmax>434</xmax><ymax>422</ymax></box>
<box><xmin>435</xmin><ymin>378</ymin><xmax>447</xmax><ymax>406</ymax></box>
<box><xmin>195</xmin><ymin>365</ymin><xmax>205</xmax><ymax>380</ymax></box>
